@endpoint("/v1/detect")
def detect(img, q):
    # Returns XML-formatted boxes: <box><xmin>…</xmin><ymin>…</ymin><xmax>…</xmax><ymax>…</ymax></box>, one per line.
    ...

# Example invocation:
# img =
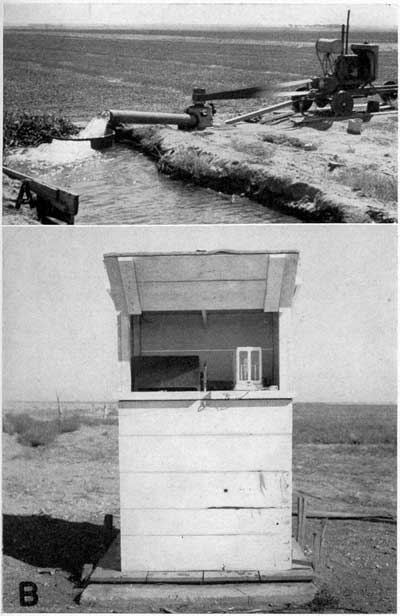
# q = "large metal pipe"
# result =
<box><xmin>109</xmin><ymin>109</ymin><xmax>196</xmax><ymax>129</ymax></box>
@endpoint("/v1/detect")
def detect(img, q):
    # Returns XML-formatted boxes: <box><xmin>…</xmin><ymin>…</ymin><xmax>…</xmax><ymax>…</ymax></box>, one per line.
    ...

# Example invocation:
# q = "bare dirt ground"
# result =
<box><xmin>2</xmin><ymin>412</ymin><xmax>396</xmax><ymax>613</ymax></box>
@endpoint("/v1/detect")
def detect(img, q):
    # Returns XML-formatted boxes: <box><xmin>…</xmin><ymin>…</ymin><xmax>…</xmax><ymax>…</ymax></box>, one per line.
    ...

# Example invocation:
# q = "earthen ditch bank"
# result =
<box><xmin>117</xmin><ymin>113</ymin><xmax>397</xmax><ymax>223</ymax></box>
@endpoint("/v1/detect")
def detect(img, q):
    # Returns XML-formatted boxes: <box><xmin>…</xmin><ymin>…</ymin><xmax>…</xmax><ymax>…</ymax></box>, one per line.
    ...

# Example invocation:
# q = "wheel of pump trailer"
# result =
<box><xmin>330</xmin><ymin>91</ymin><xmax>354</xmax><ymax>116</ymax></box>
<box><xmin>381</xmin><ymin>80</ymin><xmax>398</xmax><ymax>105</ymax></box>
<box><xmin>292</xmin><ymin>87</ymin><xmax>313</xmax><ymax>113</ymax></box>
<box><xmin>315</xmin><ymin>96</ymin><xmax>329</xmax><ymax>108</ymax></box>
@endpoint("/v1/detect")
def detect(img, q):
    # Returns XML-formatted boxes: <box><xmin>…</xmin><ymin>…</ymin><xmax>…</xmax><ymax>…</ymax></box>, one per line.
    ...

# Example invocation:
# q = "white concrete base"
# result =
<box><xmin>80</xmin><ymin>580</ymin><xmax>317</xmax><ymax>612</ymax></box>
<box><xmin>79</xmin><ymin>536</ymin><xmax>316</xmax><ymax>611</ymax></box>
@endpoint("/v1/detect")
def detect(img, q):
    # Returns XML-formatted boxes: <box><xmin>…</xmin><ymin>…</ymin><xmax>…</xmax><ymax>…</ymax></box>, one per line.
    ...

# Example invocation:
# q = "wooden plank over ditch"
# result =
<box><xmin>3</xmin><ymin>166</ymin><xmax>79</xmax><ymax>224</ymax></box>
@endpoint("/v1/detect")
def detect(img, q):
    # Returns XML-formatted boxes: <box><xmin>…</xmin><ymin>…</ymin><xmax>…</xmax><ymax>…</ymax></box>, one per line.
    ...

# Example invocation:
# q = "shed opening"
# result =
<box><xmin>129</xmin><ymin>310</ymin><xmax>279</xmax><ymax>392</ymax></box>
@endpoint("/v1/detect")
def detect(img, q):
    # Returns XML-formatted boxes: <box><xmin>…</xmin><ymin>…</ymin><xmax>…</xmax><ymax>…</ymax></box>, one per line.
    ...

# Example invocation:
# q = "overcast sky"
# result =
<box><xmin>3</xmin><ymin>225</ymin><xmax>397</xmax><ymax>404</ymax></box>
<box><xmin>4</xmin><ymin>1</ymin><xmax>398</xmax><ymax>28</ymax></box>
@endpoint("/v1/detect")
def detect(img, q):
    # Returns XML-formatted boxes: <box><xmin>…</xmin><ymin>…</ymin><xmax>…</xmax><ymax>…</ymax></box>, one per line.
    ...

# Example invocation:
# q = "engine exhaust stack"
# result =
<box><xmin>345</xmin><ymin>10</ymin><xmax>351</xmax><ymax>54</ymax></box>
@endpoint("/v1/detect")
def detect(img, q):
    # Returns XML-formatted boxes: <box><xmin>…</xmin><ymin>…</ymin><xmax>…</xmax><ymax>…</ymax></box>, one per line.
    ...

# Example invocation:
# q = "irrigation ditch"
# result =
<box><xmin>116</xmin><ymin>115</ymin><xmax>397</xmax><ymax>224</ymax></box>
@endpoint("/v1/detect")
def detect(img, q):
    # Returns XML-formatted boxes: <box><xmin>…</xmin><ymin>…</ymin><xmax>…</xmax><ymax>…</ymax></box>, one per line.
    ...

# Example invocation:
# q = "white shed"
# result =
<box><xmin>104</xmin><ymin>249</ymin><xmax>299</xmax><ymax>575</ymax></box>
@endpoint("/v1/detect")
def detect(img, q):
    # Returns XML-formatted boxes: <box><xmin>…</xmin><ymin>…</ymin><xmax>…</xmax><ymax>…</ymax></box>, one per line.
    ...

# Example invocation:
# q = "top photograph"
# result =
<box><xmin>2</xmin><ymin>1</ymin><xmax>398</xmax><ymax>225</ymax></box>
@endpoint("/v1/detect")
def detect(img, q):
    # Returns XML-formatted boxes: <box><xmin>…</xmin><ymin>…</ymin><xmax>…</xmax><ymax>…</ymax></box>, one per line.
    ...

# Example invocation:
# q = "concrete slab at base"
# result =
<box><xmin>88</xmin><ymin>535</ymin><xmax>314</xmax><ymax>584</ymax></box>
<box><xmin>80</xmin><ymin>581</ymin><xmax>317</xmax><ymax>612</ymax></box>
<box><xmin>80</xmin><ymin>534</ymin><xmax>316</xmax><ymax>611</ymax></box>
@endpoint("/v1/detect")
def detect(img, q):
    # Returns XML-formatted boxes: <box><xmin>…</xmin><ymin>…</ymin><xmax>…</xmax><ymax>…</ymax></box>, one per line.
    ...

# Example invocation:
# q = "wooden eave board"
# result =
<box><xmin>104</xmin><ymin>256</ymin><xmax>127</xmax><ymax>313</ymax></box>
<box><xmin>104</xmin><ymin>250</ymin><xmax>299</xmax><ymax>258</ymax></box>
<box><xmin>104</xmin><ymin>252</ymin><xmax>299</xmax><ymax>313</ymax></box>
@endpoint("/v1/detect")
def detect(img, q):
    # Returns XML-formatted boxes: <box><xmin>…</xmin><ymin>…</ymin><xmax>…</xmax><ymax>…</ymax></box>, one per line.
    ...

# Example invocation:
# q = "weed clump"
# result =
<box><xmin>3</xmin><ymin>413</ymin><xmax>34</xmax><ymax>436</ymax></box>
<box><xmin>337</xmin><ymin>166</ymin><xmax>397</xmax><ymax>203</ymax></box>
<box><xmin>3</xmin><ymin>413</ymin><xmax>80</xmax><ymax>447</ymax></box>
<box><xmin>3</xmin><ymin>411</ymin><xmax>117</xmax><ymax>448</ymax></box>
<box><xmin>308</xmin><ymin>585</ymin><xmax>340</xmax><ymax>612</ymax></box>
<box><xmin>3</xmin><ymin>111</ymin><xmax>79</xmax><ymax>151</ymax></box>
<box><xmin>58</xmin><ymin>417</ymin><xmax>82</xmax><ymax>433</ymax></box>
<box><xmin>16</xmin><ymin>420</ymin><xmax>60</xmax><ymax>447</ymax></box>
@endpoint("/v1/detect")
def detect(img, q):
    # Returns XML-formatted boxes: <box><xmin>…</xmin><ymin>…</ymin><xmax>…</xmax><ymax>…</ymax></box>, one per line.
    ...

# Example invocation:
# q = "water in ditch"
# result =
<box><xmin>5</xmin><ymin>137</ymin><xmax>300</xmax><ymax>224</ymax></box>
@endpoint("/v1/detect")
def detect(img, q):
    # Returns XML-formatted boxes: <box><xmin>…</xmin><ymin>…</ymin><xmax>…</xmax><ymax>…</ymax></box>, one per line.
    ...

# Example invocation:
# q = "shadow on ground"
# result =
<box><xmin>3</xmin><ymin>514</ymin><xmax>118</xmax><ymax>580</ymax></box>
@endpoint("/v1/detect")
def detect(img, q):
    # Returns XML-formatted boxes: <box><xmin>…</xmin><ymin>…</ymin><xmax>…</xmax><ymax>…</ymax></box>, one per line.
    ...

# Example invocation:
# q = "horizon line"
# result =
<box><xmin>4</xmin><ymin>23</ymin><xmax>398</xmax><ymax>30</ymax></box>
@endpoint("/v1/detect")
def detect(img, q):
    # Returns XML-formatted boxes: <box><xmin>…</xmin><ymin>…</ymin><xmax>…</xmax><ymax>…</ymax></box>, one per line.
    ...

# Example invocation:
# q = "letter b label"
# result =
<box><xmin>19</xmin><ymin>582</ymin><xmax>39</xmax><ymax>607</ymax></box>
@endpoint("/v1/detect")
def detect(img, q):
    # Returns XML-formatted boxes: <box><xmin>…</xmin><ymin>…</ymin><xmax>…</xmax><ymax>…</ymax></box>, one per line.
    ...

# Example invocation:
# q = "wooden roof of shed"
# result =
<box><xmin>104</xmin><ymin>250</ymin><xmax>299</xmax><ymax>314</ymax></box>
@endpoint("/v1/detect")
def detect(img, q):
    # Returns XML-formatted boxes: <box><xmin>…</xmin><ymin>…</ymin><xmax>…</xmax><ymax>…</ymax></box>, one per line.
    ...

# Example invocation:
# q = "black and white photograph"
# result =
<box><xmin>2</xmin><ymin>225</ymin><xmax>397</xmax><ymax>612</ymax></box>
<box><xmin>2</xmin><ymin>1</ymin><xmax>397</xmax><ymax>225</ymax></box>
<box><xmin>1</xmin><ymin>1</ymin><xmax>398</xmax><ymax>614</ymax></box>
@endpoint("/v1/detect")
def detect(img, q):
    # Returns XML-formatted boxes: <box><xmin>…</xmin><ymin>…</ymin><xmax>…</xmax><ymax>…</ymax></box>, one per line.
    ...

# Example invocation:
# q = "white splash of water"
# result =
<box><xmin>78</xmin><ymin>115</ymin><xmax>109</xmax><ymax>138</ymax></box>
<box><xmin>7</xmin><ymin>139</ymin><xmax>99</xmax><ymax>167</ymax></box>
<box><xmin>6</xmin><ymin>115</ymin><xmax>111</xmax><ymax>168</ymax></box>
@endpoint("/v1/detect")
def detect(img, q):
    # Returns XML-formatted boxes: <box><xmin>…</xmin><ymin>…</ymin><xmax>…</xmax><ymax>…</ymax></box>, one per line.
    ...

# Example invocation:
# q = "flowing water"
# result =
<box><xmin>6</xmin><ymin>128</ymin><xmax>300</xmax><ymax>224</ymax></box>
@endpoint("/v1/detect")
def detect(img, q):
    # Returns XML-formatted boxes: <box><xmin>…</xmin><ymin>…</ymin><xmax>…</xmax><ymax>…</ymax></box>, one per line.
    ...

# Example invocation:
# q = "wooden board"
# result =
<box><xmin>118</xmin><ymin>259</ymin><xmax>142</xmax><ymax>314</ymax></box>
<box><xmin>104</xmin><ymin>256</ymin><xmax>127</xmax><ymax>313</ymax></box>
<box><xmin>138</xmin><ymin>280</ymin><xmax>266</xmax><ymax>311</ymax></box>
<box><xmin>119</xmin><ymin>434</ymin><xmax>291</xmax><ymax>472</ymax></box>
<box><xmin>120</xmin><ymin>473</ymin><xmax>291</xmax><ymax>510</ymax></box>
<box><xmin>104</xmin><ymin>252</ymin><xmax>299</xmax><ymax>314</ymax></box>
<box><xmin>3</xmin><ymin>165</ymin><xmax>79</xmax><ymax>218</ymax></box>
<box><xmin>146</xmin><ymin>571</ymin><xmax>203</xmax><ymax>584</ymax></box>
<box><xmin>280</xmin><ymin>253</ymin><xmax>299</xmax><ymax>308</ymax></box>
<box><xmin>119</xmin><ymin>401</ymin><xmax>292</xmax><ymax>435</ymax></box>
<box><xmin>121</xmin><ymin>535</ymin><xmax>291</xmax><ymax>571</ymax></box>
<box><xmin>120</xmin><ymin>508</ymin><xmax>290</xmax><ymax>536</ymax></box>
<box><xmin>119</xmin><ymin>391</ymin><xmax>293</xmax><ymax>401</ymax></box>
<box><xmin>117</xmin><ymin>314</ymin><xmax>131</xmax><ymax>362</ymax></box>
<box><xmin>203</xmin><ymin>570</ymin><xmax>260</xmax><ymax>583</ymax></box>
<box><xmin>140</xmin><ymin>311</ymin><xmax>273</xmax><ymax>352</ymax></box>
<box><xmin>132</xmin><ymin>254</ymin><xmax>269</xmax><ymax>282</ymax></box>
<box><xmin>117</xmin><ymin>314</ymin><xmax>131</xmax><ymax>392</ymax></box>
<box><xmin>278</xmin><ymin>308</ymin><xmax>292</xmax><ymax>392</ymax></box>
<box><xmin>264</xmin><ymin>255</ymin><xmax>286</xmax><ymax>312</ymax></box>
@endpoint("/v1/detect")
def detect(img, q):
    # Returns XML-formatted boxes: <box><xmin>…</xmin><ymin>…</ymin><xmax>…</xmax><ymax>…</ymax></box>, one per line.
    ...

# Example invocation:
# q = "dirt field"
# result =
<box><xmin>3</xmin><ymin>28</ymin><xmax>397</xmax><ymax>119</ymax></box>
<box><xmin>2</xmin><ymin>403</ymin><xmax>396</xmax><ymax>613</ymax></box>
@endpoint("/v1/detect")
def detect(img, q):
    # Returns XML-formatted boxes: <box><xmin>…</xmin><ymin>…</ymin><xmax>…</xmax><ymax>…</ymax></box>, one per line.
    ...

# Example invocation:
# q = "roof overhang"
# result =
<box><xmin>104</xmin><ymin>250</ymin><xmax>299</xmax><ymax>314</ymax></box>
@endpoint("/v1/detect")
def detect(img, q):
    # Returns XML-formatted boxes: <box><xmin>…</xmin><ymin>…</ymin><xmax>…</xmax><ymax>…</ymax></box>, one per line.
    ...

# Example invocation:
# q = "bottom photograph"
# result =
<box><xmin>2</xmin><ymin>224</ymin><xmax>397</xmax><ymax>614</ymax></box>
